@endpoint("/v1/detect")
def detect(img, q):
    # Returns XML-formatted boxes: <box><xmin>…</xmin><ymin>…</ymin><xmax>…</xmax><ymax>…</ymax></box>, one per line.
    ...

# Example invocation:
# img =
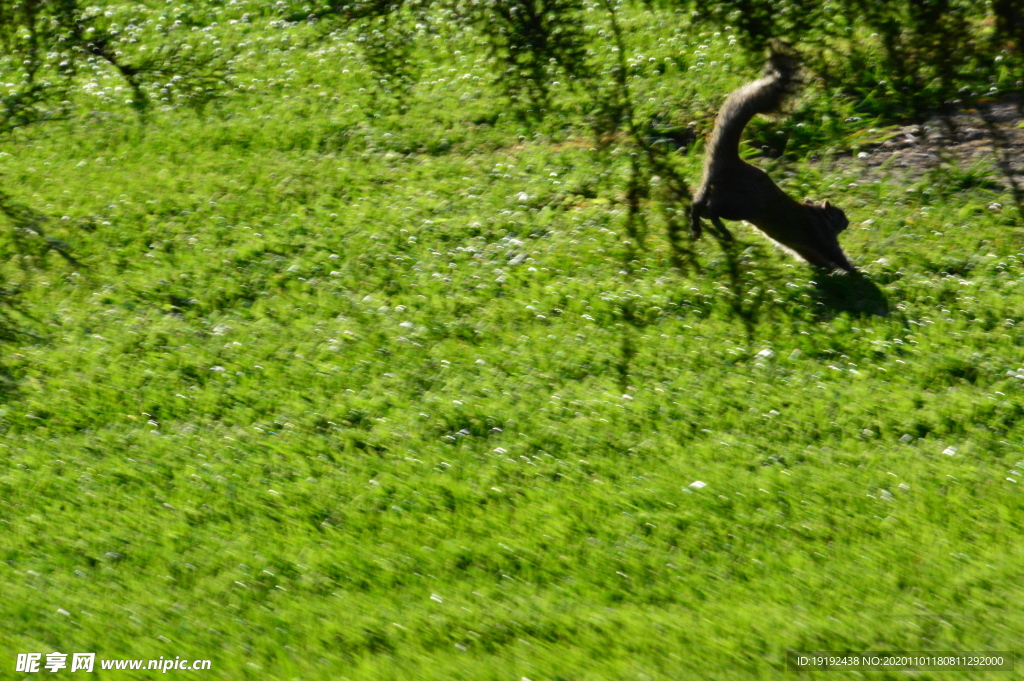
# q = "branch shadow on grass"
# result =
<box><xmin>0</xmin><ymin>190</ymin><xmax>81</xmax><ymax>267</ymax></box>
<box><xmin>810</xmin><ymin>270</ymin><xmax>889</xmax><ymax>318</ymax></box>
<box><xmin>0</xmin><ymin>191</ymin><xmax>77</xmax><ymax>398</ymax></box>
<box><xmin>0</xmin><ymin>293</ymin><xmax>26</xmax><ymax>398</ymax></box>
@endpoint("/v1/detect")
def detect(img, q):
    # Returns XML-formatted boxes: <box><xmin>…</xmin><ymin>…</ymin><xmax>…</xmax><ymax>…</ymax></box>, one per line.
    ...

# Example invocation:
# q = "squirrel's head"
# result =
<box><xmin>798</xmin><ymin>199</ymin><xmax>855</xmax><ymax>272</ymax></box>
<box><xmin>803</xmin><ymin>199</ymin><xmax>848</xmax><ymax>237</ymax></box>
<box><xmin>820</xmin><ymin>200</ymin><xmax>848</xmax><ymax>236</ymax></box>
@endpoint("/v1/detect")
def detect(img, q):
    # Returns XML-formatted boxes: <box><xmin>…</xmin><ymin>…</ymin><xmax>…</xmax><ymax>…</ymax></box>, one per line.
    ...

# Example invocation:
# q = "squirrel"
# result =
<box><xmin>690</xmin><ymin>53</ymin><xmax>855</xmax><ymax>273</ymax></box>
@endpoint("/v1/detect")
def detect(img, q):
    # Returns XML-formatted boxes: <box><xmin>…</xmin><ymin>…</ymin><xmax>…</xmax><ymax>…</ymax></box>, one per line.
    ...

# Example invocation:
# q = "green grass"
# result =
<box><xmin>2</xmin><ymin>4</ymin><xmax>1024</xmax><ymax>680</ymax></box>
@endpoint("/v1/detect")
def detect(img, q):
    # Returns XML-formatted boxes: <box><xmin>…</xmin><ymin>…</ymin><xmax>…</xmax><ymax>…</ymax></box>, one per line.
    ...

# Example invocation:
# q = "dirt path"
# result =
<box><xmin>855</xmin><ymin>97</ymin><xmax>1024</xmax><ymax>192</ymax></box>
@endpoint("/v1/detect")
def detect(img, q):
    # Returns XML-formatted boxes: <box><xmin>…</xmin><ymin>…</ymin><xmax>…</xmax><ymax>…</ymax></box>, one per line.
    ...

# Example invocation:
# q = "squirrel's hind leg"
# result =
<box><xmin>690</xmin><ymin>200</ymin><xmax>705</xmax><ymax>239</ymax></box>
<box><xmin>710</xmin><ymin>214</ymin><xmax>735</xmax><ymax>242</ymax></box>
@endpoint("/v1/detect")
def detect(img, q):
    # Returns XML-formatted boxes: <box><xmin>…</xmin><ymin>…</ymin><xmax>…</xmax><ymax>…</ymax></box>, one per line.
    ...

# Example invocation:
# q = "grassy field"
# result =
<box><xmin>2</xmin><ymin>3</ymin><xmax>1024</xmax><ymax>679</ymax></box>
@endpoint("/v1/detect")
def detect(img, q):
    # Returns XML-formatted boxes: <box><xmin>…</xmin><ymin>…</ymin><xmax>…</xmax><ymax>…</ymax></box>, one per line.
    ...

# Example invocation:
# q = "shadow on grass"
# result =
<box><xmin>0</xmin><ymin>288</ymin><xmax>32</xmax><ymax>399</ymax></box>
<box><xmin>810</xmin><ymin>270</ymin><xmax>889</xmax><ymax>318</ymax></box>
<box><xmin>0</xmin><ymin>190</ymin><xmax>80</xmax><ymax>267</ymax></box>
<box><xmin>0</xmin><ymin>191</ymin><xmax>71</xmax><ymax>398</ymax></box>
<box><xmin>0</xmin><ymin>333</ymin><xmax>23</xmax><ymax>400</ymax></box>
<box><xmin>0</xmin><ymin>366</ymin><xmax>17</xmax><ymax>397</ymax></box>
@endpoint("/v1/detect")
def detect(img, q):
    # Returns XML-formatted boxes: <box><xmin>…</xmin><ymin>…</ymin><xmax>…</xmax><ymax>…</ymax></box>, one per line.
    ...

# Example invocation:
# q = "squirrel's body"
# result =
<box><xmin>691</xmin><ymin>56</ymin><xmax>854</xmax><ymax>272</ymax></box>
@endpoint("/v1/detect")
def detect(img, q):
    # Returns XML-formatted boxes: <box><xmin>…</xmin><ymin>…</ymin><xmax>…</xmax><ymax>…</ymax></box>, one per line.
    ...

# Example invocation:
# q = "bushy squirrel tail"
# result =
<box><xmin>704</xmin><ymin>48</ymin><xmax>799</xmax><ymax>165</ymax></box>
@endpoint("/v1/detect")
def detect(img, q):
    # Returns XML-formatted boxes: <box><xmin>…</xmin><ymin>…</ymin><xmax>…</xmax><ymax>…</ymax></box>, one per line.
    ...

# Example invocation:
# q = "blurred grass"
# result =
<box><xmin>0</xmin><ymin>3</ymin><xmax>1023</xmax><ymax>680</ymax></box>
